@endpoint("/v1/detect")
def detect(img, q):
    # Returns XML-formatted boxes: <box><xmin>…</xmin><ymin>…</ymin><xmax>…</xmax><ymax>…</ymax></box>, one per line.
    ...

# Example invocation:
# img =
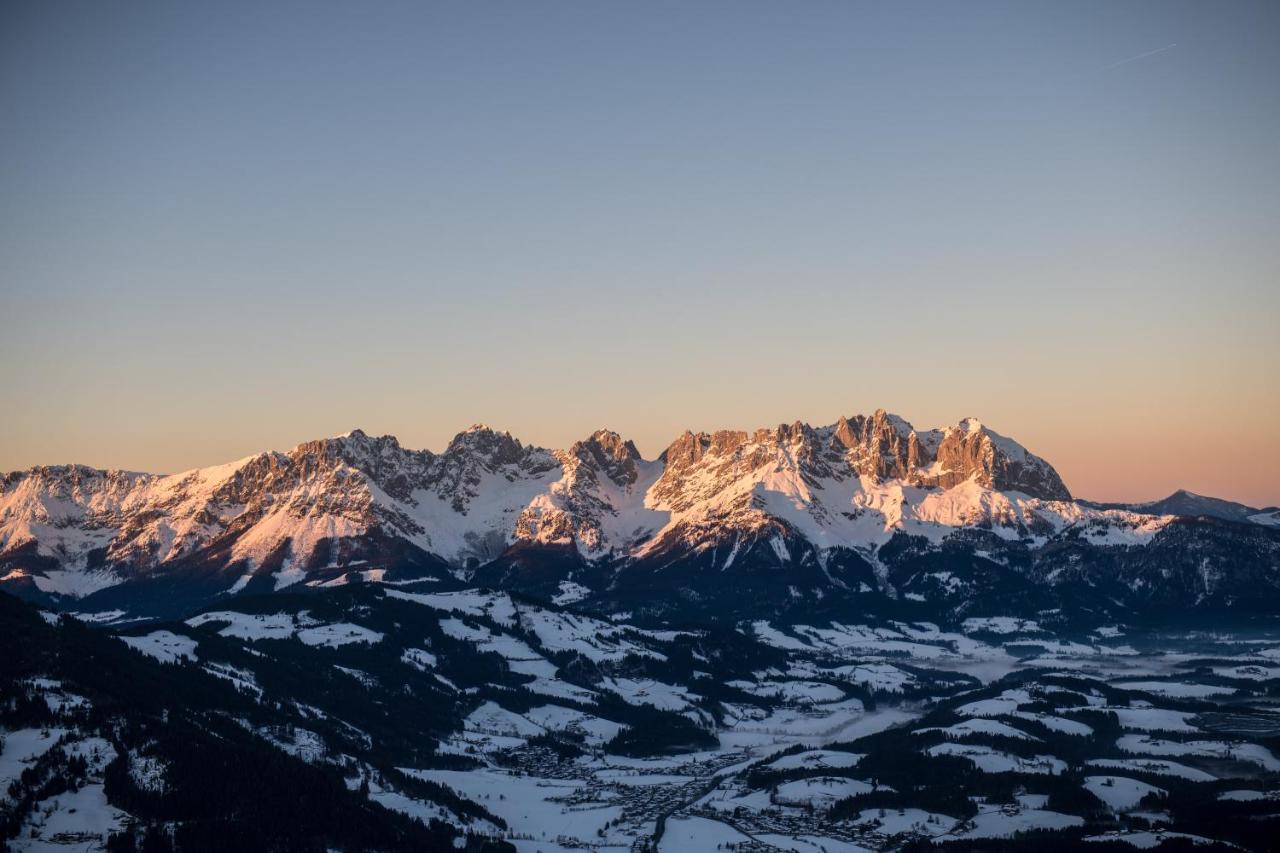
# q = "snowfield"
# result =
<box><xmin>766</xmin><ymin>749</ymin><xmax>863</xmax><ymax>771</ymax></box>
<box><xmin>774</xmin><ymin>776</ymin><xmax>876</xmax><ymax>806</ymax></box>
<box><xmin>119</xmin><ymin>630</ymin><xmax>199</xmax><ymax>663</ymax></box>
<box><xmin>948</xmin><ymin>806</ymin><xmax>1084</xmax><ymax>839</ymax></box>
<box><xmin>1086</xmin><ymin>758</ymin><xmax>1217</xmax><ymax>782</ymax></box>
<box><xmin>296</xmin><ymin>622</ymin><xmax>384</xmax><ymax>647</ymax></box>
<box><xmin>659</xmin><ymin>816</ymin><xmax>754</xmax><ymax>852</ymax></box>
<box><xmin>1084</xmin><ymin>775</ymin><xmax>1166</xmax><ymax>812</ymax></box>
<box><xmin>1118</xmin><ymin>735</ymin><xmax>1280</xmax><ymax>772</ymax></box>
<box><xmin>925</xmin><ymin>742</ymin><xmax>1067</xmax><ymax>774</ymax></box>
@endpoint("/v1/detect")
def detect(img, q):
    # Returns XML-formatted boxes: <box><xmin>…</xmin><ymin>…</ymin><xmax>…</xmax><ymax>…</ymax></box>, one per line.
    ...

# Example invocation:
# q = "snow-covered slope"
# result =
<box><xmin>1</xmin><ymin>410</ymin><xmax>1270</xmax><ymax>606</ymax></box>
<box><xmin>636</xmin><ymin>412</ymin><xmax>1149</xmax><ymax>564</ymax></box>
<box><xmin>0</xmin><ymin>426</ymin><xmax>560</xmax><ymax>596</ymax></box>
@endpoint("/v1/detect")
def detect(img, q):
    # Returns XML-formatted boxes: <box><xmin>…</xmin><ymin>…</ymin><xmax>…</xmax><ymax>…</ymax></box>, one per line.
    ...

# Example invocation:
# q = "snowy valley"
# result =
<box><xmin>4</xmin><ymin>582</ymin><xmax>1280</xmax><ymax>851</ymax></box>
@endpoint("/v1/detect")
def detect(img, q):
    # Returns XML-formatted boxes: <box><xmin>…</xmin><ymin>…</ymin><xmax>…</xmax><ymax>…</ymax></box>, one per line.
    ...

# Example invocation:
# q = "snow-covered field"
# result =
<box><xmin>119</xmin><ymin>630</ymin><xmax>199</xmax><ymax>663</ymax></box>
<box><xmin>366</xmin><ymin>611</ymin><xmax>1280</xmax><ymax>850</ymax></box>
<box><xmin>15</xmin><ymin>586</ymin><xmax>1280</xmax><ymax>851</ymax></box>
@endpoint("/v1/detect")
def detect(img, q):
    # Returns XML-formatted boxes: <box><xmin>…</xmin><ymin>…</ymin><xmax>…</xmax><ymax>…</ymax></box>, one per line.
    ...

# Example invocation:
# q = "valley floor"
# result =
<box><xmin>4</xmin><ymin>586</ymin><xmax>1280</xmax><ymax>851</ymax></box>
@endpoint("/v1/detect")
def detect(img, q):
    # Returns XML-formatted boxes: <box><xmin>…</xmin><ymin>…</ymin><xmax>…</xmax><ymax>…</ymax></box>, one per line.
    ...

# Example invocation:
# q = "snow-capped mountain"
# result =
<box><xmin>634</xmin><ymin>411</ymin><xmax>1085</xmax><ymax>561</ymax></box>
<box><xmin>2</xmin><ymin>410</ymin><xmax>1278</xmax><ymax>618</ymax></box>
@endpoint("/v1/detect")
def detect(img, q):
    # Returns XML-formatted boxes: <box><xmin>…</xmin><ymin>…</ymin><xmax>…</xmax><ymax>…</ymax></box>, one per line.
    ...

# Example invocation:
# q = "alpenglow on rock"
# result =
<box><xmin>831</xmin><ymin>410</ymin><xmax>1071</xmax><ymax>500</ymax></box>
<box><xmin>3</xmin><ymin>407</ymin><xmax>1273</xmax><ymax>615</ymax></box>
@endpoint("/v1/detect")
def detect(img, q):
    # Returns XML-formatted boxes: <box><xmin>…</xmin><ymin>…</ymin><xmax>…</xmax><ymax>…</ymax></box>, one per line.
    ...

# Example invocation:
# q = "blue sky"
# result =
<box><xmin>2</xmin><ymin>1</ymin><xmax>1278</xmax><ymax>504</ymax></box>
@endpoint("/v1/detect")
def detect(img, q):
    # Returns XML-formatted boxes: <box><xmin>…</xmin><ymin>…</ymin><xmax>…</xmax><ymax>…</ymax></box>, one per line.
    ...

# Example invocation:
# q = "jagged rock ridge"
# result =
<box><xmin>1</xmin><ymin>409</ymin><xmax>1274</xmax><ymax>613</ymax></box>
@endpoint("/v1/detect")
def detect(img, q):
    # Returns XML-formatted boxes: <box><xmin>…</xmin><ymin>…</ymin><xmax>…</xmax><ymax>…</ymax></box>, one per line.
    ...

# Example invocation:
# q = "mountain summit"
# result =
<box><xmin>2</xmin><ymin>410</ymin><xmax>1277</xmax><ymax>619</ymax></box>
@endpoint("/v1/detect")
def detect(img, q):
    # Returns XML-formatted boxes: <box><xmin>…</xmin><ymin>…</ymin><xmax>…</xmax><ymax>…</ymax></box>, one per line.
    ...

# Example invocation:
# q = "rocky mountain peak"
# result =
<box><xmin>568</xmin><ymin>430</ymin><xmax>642</xmax><ymax>488</ymax></box>
<box><xmin>307</xmin><ymin>429</ymin><xmax>406</xmax><ymax>459</ymax></box>
<box><xmin>2</xmin><ymin>464</ymin><xmax>147</xmax><ymax>498</ymax></box>
<box><xmin>832</xmin><ymin>409</ymin><xmax>919</xmax><ymax>481</ymax></box>
<box><xmin>927</xmin><ymin>420</ymin><xmax>1071</xmax><ymax>501</ymax></box>
<box><xmin>750</xmin><ymin>420</ymin><xmax>814</xmax><ymax>447</ymax></box>
<box><xmin>443</xmin><ymin>424</ymin><xmax>526</xmax><ymax>462</ymax></box>
<box><xmin>584</xmin><ymin>429</ymin><xmax>640</xmax><ymax>461</ymax></box>
<box><xmin>659</xmin><ymin>430</ymin><xmax>711</xmax><ymax>469</ymax></box>
<box><xmin>428</xmin><ymin>426</ymin><xmax>556</xmax><ymax>515</ymax></box>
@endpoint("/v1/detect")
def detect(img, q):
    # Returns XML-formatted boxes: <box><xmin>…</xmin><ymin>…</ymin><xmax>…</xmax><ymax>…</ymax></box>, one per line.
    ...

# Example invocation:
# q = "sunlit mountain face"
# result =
<box><xmin>3</xmin><ymin>412</ymin><xmax>1280</xmax><ymax>851</ymax></box>
<box><xmin>4</xmin><ymin>411</ymin><xmax>1278</xmax><ymax>621</ymax></box>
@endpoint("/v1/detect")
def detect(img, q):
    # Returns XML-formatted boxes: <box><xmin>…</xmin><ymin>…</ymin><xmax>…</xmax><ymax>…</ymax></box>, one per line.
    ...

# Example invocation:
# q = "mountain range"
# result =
<box><xmin>5</xmin><ymin>410</ymin><xmax>1280</xmax><ymax>852</ymax></box>
<box><xmin>3</xmin><ymin>409</ymin><xmax>1278</xmax><ymax>621</ymax></box>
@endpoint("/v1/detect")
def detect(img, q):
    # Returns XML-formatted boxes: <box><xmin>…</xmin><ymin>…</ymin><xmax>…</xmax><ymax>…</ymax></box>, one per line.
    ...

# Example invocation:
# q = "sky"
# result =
<box><xmin>1</xmin><ymin>1</ymin><xmax>1278</xmax><ymax>506</ymax></box>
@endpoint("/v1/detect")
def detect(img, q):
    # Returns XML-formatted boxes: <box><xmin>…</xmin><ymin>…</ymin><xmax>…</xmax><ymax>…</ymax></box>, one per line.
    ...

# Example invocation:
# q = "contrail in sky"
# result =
<box><xmin>1102</xmin><ymin>43</ymin><xmax>1177</xmax><ymax>71</ymax></box>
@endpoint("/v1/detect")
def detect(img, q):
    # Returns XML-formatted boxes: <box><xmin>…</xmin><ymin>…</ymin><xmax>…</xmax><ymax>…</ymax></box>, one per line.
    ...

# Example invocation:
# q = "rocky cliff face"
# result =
<box><xmin>0</xmin><ymin>409</ymin><xmax>1264</xmax><ymax>610</ymax></box>
<box><xmin>836</xmin><ymin>410</ymin><xmax>920</xmax><ymax>481</ymax></box>
<box><xmin>829</xmin><ymin>410</ymin><xmax>1071</xmax><ymax>500</ymax></box>
<box><xmin>513</xmin><ymin>430</ymin><xmax>654</xmax><ymax>553</ymax></box>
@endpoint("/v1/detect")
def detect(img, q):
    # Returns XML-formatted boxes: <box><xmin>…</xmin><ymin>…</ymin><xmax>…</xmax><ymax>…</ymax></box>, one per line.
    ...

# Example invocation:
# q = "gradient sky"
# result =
<box><xmin>2</xmin><ymin>1</ymin><xmax>1278</xmax><ymax>505</ymax></box>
